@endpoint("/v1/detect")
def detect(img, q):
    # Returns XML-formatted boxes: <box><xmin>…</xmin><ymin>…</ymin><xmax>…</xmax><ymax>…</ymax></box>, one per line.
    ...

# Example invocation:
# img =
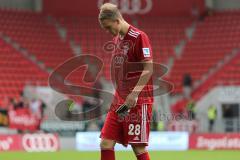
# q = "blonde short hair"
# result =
<box><xmin>99</xmin><ymin>3</ymin><xmax>123</xmax><ymax>21</ymax></box>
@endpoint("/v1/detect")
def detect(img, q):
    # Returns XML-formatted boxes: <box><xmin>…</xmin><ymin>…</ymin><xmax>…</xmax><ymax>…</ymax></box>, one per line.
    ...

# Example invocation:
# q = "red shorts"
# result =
<box><xmin>100</xmin><ymin>103</ymin><xmax>152</xmax><ymax>147</ymax></box>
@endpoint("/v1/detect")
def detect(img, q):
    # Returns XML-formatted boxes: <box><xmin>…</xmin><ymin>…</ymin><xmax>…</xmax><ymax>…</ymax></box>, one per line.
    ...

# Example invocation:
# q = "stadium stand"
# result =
<box><xmin>192</xmin><ymin>52</ymin><xmax>240</xmax><ymax>100</ymax></box>
<box><xmin>0</xmin><ymin>9</ymin><xmax>74</xmax><ymax>70</ymax></box>
<box><xmin>0</xmin><ymin>38</ymin><xmax>48</xmax><ymax>106</ymax></box>
<box><xmin>57</xmin><ymin>17</ymin><xmax>117</xmax><ymax>80</ymax></box>
<box><xmin>169</xmin><ymin>10</ymin><xmax>240</xmax><ymax>95</ymax></box>
<box><xmin>1</xmin><ymin>8</ymin><xmax>240</xmax><ymax>112</ymax></box>
<box><xmin>138</xmin><ymin>17</ymin><xmax>192</xmax><ymax>64</ymax></box>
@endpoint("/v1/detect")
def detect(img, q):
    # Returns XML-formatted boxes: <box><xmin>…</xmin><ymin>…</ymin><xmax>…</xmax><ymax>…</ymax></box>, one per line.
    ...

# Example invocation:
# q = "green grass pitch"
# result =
<box><xmin>0</xmin><ymin>150</ymin><xmax>239</xmax><ymax>160</ymax></box>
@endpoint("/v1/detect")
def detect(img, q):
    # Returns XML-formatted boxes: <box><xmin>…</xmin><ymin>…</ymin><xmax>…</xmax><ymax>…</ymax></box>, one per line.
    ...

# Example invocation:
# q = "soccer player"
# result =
<box><xmin>99</xmin><ymin>3</ymin><xmax>153</xmax><ymax>160</ymax></box>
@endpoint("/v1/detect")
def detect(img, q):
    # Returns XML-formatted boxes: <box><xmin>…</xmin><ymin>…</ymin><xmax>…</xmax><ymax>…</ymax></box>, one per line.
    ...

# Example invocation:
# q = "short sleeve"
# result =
<box><xmin>135</xmin><ymin>33</ymin><xmax>153</xmax><ymax>61</ymax></box>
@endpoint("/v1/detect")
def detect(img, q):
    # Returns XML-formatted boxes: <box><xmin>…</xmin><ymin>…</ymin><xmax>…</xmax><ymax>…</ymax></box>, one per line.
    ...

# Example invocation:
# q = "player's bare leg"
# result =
<box><xmin>100</xmin><ymin>138</ymin><xmax>116</xmax><ymax>148</ymax></box>
<box><xmin>132</xmin><ymin>145</ymin><xmax>150</xmax><ymax>160</ymax></box>
<box><xmin>100</xmin><ymin>139</ymin><xmax>116</xmax><ymax>160</ymax></box>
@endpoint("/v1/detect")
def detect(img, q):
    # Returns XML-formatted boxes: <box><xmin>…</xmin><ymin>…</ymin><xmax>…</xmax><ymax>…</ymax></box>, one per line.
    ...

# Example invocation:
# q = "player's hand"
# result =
<box><xmin>124</xmin><ymin>92</ymin><xmax>138</xmax><ymax>109</ymax></box>
<box><xmin>116</xmin><ymin>92</ymin><xmax>138</xmax><ymax>118</ymax></box>
<box><xmin>115</xmin><ymin>104</ymin><xmax>130</xmax><ymax>118</ymax></box>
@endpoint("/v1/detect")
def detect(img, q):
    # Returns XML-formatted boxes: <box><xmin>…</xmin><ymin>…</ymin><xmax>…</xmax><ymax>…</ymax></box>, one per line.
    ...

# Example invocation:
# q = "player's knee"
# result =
<box><xmin>131</xmin><ymin>145</ymin><xmax>147</xmax><ymax>155</ymax></box>
<box><xmin>100</xmin><ymin>139</ymin><xmax>116</xmax><ymax>149</ymax></box>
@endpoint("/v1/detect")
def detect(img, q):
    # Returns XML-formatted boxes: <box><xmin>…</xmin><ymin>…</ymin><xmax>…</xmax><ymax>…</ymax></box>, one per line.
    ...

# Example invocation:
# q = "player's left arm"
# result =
<box><xmin>124</xmin><ymin>32</ymin><xmax>153</xmax><ymax>108</ymax></box>
<box><xmin>124</xmin><ymin>60</ymin><xmax>153</xmax><ymax>108</ymax></box>
<box><xmin>133</xmin><ymin>59</ymin><xmax>153</xmax><ymax>93</ymax></box>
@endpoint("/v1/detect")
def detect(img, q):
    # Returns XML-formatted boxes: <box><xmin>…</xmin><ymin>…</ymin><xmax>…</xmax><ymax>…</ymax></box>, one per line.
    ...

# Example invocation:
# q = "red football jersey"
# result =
<box><xmin>111</xmin><ymin>25</ymin><xmax>153</xmax><ymax>105</ymax></box>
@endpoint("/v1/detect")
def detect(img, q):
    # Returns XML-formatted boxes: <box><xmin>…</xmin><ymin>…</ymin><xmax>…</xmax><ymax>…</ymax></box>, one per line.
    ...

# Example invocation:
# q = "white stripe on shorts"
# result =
<box><xmin>141</xmin><ymin>104</ymin><xmax>147</xmax><ymax>142</ymax></box>
<box><xmin>144</xmin><ymin>104</ymin><xmax>147</xmax><ymax>142</ymax></box>
<box><xmin>141</xmin><ymin>105</ymin><xmax>144</xmax><ymax>141</ymax></box>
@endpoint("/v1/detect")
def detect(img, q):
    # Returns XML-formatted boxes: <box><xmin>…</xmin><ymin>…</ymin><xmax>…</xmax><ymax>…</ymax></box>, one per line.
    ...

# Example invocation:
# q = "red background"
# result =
<box><xmin>43</xmin><ymin>0</ymin><xmax>205</xmax><ymax>17</ymax></box>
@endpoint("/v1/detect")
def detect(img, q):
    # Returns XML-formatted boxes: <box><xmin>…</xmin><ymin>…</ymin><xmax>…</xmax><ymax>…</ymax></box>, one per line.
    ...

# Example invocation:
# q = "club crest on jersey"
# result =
<box><xmin>142</xmin><ymin>48</ymin><xmax>150</xmax><ymax>57</ymax></box>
